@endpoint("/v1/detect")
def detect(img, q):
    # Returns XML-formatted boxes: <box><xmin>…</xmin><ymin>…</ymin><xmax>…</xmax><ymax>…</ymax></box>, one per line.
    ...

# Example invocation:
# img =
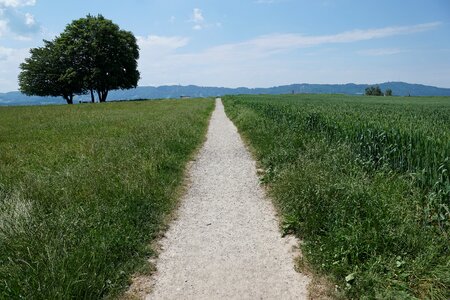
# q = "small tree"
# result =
<box><xmin>385</xmin><ymin>89</ymin><xmax>393</xmax><ymax>96</ymax></box>
<box><xmin>365</xmin><ymin>85</ymin><xmax>383</xmax><ymax>96</ymax></box>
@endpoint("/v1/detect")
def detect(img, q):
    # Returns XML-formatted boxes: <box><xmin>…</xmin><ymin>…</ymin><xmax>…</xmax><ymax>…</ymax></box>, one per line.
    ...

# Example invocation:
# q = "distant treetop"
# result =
<box><xmin>365</xmin><ymin>85</ymin><xmax>393</xmax><ymax>97</ymax></box>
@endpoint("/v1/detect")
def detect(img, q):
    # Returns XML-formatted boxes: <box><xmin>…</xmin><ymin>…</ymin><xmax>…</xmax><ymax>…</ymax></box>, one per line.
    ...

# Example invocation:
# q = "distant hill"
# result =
<box><xmin>1</xmin><ymin>82</ymin><xmax>450</xmax><ymax>106</ymax></box>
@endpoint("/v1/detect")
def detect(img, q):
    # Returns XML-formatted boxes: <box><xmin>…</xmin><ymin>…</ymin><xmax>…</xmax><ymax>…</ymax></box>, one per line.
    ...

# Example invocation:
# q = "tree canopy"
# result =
<box><xmin>365</xmin><ymin>85</ymin><xmax>384</xmax><ymax>96</ymax></box>
<box><xmin>365</xmin><ymin>85</ymin><xmax>394</xmax><ymax>97</ymax></box>
<box><xmin>18</xmin><ymin>40</ymin><xmax>84</xmax><ymax>104</ymax></box>
<box><xmin>19</xmin><ymin>15</ymin><xmax>140</xmax><ymax>104</ymax></box>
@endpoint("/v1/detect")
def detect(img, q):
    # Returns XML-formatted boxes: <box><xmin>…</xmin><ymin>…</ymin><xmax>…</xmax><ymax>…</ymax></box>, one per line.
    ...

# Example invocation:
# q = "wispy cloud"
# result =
<box><xmin>237</xmin><ymin>22</ymin><xmax>441</xmax><ymax>52</ymax></box>
<box><xmin>137</xmin><ymin>35</ymin><xmax>189</xmax><ymax>50</ymax></box>
<box><xmin>254</xmin><ymin>0</ymin><xmax>283</xmax><ymax>4</ymax></box>
<box><xmin>358</xmin><ymin>48</ymin><xmax>404</xmax><ymax>56</ymax></box>
<box><xmin>164</xmin><ymin>22</ymin><xmax>439</xmax><ymax>64</ymax></box>
<box><xmin>136</xmin><ymin>22</ymin><xmax>441</xmax><ymax>88</ymax></box>
<box><xmin>137</xmin><ymin>35</ymin><xmax>189</xmax><ymax>68</ymax></box>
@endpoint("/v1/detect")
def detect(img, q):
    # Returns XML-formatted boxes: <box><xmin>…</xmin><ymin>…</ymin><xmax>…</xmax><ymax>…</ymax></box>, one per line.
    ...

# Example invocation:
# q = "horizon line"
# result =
<box><xmin>2</xmin><ymin>81</ymin><xmax>450</xmax><ymax>94</ymax></box>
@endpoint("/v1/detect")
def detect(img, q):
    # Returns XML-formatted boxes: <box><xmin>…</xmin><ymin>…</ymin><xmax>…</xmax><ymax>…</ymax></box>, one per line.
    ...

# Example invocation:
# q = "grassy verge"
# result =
<box><xmin>0</xmin><ymin>99</ymin><xmax>214</xmax><ymax>299</ymax></box>
<box><xmin>223</xmin><ymin>94</ymin><xmax>449</xmax><ymax>299</ymax></box>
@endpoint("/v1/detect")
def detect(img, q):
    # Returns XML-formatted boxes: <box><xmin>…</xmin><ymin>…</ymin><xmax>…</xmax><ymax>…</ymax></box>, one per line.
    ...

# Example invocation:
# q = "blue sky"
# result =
<box><xmin>0</xmin><ymin>0</ymin><xmax>449</xmax><ymax>92</ymax></box>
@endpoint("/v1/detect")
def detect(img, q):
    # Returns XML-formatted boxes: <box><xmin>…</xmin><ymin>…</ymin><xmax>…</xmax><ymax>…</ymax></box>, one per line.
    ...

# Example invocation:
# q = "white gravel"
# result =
<box><xmin>146</xmin><ymin>98</ymin><xmax>310</xmax><ymax>300</ymax></box>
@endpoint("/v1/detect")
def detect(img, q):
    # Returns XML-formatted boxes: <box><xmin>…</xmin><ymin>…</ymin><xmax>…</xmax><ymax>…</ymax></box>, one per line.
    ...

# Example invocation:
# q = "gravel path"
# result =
<box><xmin>146</xmin><ymin>98</ymin><xmax>310</xmax><ymax>299</ymax></box>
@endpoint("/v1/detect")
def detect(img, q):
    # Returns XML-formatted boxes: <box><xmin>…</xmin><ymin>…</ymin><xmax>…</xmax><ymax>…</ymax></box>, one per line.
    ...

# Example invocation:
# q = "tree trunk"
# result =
<box><xmin>102</xmin><ymin>90</ymin><xmax>108</xmax><ymax>102</ymax></box>
<box><xmin>97</xmin><ymin>89</ymin><xmax>109</xmax><ymax>102</ymax></box>
<box><xmin>90</xmin><ymin>89</ymin><xmax>95</xmax><ymax>103</ymax></box>
<box><xmin>63</xmin><ymin>94</ymin><xmax>74</xmax><ymax>105</ymax></box>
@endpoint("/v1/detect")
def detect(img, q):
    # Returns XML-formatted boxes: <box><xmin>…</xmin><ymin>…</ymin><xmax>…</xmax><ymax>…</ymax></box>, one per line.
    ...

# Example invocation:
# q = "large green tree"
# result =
<box><xmin>18</xmin><ymin>41</ymin><xmax>84</xmax><ymax>104</ymax></box>
<box><xmin>58</xmin><ymin>15</ymin><xmax>140</xmax><ymax>102</ymax></box>
<box><xmin>18</xmin><ymin>15</ymin><xmax>140</xmax><ymax>104</ymax></box>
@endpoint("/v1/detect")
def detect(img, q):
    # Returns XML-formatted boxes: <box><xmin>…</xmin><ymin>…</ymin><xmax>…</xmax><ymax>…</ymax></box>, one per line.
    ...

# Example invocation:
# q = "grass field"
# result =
<box><xmin>223</xmin><ymin>94</ymin><xmax>449</xmax><ymax>299</ymax></box>
<box><xmin>0</xmin><ymin>99</ymin><xmax>214</xmax><ymax>299</ymax></box>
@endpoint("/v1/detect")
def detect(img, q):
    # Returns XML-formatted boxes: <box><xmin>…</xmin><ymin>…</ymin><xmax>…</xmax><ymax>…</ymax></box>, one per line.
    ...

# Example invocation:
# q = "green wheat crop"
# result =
<box><xmin>224</xmin><ymin>94</ymin><xmax>449</xmax><ymax>299</ymax></box>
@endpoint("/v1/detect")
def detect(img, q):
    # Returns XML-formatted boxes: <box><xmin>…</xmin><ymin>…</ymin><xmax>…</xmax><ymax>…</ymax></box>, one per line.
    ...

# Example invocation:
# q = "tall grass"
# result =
<box><xmin>224</xmin><ymin>94</ymin><xmax>449</xmax><ymax>299</ymax></box>
<box><xmin>0</xmin><ymin>99</ymin><xmax>214</xmax><ymax>299</ymax></box>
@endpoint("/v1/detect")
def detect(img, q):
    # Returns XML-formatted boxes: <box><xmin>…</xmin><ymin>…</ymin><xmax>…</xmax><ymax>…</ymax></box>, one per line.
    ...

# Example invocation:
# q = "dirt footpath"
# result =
<box><xmin>144</xmin><ymin>98</ymin><xmax>310</xmax><ymax>299</ymax></box>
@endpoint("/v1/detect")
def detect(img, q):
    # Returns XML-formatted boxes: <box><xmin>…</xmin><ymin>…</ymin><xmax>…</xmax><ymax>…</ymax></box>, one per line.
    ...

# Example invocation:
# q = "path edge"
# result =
<box><xmin>221</xmin><ymin>97</ymin><xmax>339</xmax><ymax>300</ymax></box>
<box><xmin>122</xmin><ymin>98</ymin><xmax>216</xmax><ymax>300</ymax></box>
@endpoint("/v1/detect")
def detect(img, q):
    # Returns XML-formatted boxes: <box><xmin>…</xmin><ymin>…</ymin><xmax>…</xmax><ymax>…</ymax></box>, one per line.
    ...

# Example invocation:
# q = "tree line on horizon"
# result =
<box><xmin>18</xmin><ymin>15</ymin><xmax>140</xmax><ymax>104</ymax></box>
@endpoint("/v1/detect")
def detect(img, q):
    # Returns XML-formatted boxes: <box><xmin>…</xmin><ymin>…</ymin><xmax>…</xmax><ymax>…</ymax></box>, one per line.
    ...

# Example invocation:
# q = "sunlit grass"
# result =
<box><xmin>0</xmin><ymin>99</ymin><xmax>214</xmax><ymax>299</ymax></box>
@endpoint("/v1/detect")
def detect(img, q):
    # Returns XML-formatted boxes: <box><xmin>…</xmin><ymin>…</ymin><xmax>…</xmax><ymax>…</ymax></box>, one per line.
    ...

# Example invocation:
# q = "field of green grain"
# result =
<box><xmin>0</xmin><ymin>99</ymin><xmax>214</xmax><ymax>299</ymax></box>
<box><xmin>224</xmin><ymin>94</ymin><xmax>449</xmax><ymax>299</ymax></box>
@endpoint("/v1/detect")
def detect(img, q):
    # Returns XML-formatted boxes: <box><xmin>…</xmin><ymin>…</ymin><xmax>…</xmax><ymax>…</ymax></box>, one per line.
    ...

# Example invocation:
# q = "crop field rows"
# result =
<box><xmin>223</xmin><ymin>94</ymin><xmax>449</xmax><ymax>299</ymax></box>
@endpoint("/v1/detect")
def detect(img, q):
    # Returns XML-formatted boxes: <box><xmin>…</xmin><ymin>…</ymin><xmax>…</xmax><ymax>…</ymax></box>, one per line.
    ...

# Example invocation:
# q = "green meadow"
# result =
<box><xmin>223</xmin><ymin>94</ymin><xmax>449</xmax><ymax>299</ymax></box>
<box><xmin>1</xmin><ymin>94</ymin><xmax>449</xmax><ymax>299</ymax></box>
<box><xmin>0</xmin><ymin>99</ymin><xmax>214</xmax><ymax>299</ymax></box>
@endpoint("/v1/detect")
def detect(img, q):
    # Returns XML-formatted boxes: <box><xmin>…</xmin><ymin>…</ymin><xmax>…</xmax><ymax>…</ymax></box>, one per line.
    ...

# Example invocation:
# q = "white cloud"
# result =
<box><xmin>0</xmin><ymin>0</ymin><xmax>36</xmax><ymax>8</ymax></box>
<box><xmin>188</xmin><ymin>7</ymin><xmax>222</xmax><ymax>31</ymax></box>
<box><xmin>0</xmin><ymin>0</ymin><xmax>40</xmax><ymax>38</ymax></box>
<box><xmin>192</xmin><ymin>8</ymin><xmax>204</xmax><ymax>23</ymax></box>
<box><xmin>24</xmin><ymin>12</ymin><xmax>34</xmax><ymax>25</ymax></box>
<box><xmin>137</xmin><ymin>35</ymin><xmax>192</xmax><ymax>86</ymax></box>
<box><xmin>190</xmin><ymin>8</ymin><xmax>205</xmax><ymax>30</ymax></box>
